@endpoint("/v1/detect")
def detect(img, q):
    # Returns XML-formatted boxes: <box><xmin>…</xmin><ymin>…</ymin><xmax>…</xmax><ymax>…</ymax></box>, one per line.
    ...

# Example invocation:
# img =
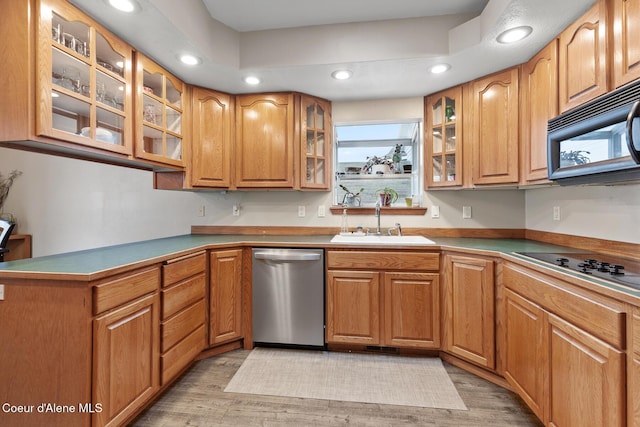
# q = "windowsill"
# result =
<box><xmin>329</xmin><ymin>206</ymin><xmax>427</xmax><ymax>215</ymax></box>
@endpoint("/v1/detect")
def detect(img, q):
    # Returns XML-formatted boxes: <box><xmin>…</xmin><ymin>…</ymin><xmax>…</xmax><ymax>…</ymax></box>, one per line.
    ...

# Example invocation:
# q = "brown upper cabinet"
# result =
<box><xmin>156</xmin><ymin>91</ymin><xmax>332</xmax><ymax>191</ymax></box>
<box><xmin>1</xmin><ymin>0</ymin><xmax>136</xmax><ymax>164</ymax></box>
<box><xmin>189</xmin><ymin>86</ymin><xmax>234</xmax><ymax>188</ymax></box>
<box><xmin>300</xmin><ymin>95</ymin><xmax>332</xmax><ymax>190</ymax></box>
<box><xmin>558</xmin><ymin>0</ymin><xmax>609</xmax><ymax>113</ymax></box>
<box><xmin>235</xmin><ymin>93</ymin><xmax>296</xmax><ymax>188</ymax></box>
<box><xmin>468</xmin><ymin>68</ymin><xmax>520</xmax><ymax>186</ymax></box>
<box><xmin>612</xmin><ymin>0</ymin><xmax>640</xmax><ymax>87</ymax></box>
<box><xmin>424</xmin><ymin>86</ymin><xmax>463</xmax><ymax>188</ymax></box>
<box><xmin>234</xmin><ymin>92</ymin><xmax>332</xmax><ymax>190</ymax></box>
<box><xmin>134</xmin><ymin>53</ymin><xmax>186</xmax><ymax>169</ymax></box>
<box><xmin>519</xmin><ymin>40</ymin><xmax>558</xmax><ymax>183</ymax></box>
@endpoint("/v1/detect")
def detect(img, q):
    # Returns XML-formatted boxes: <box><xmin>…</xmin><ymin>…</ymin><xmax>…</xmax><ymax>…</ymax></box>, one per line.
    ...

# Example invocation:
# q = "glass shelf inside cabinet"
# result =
<box><xmin>166</xmin><ymin>79</ymin><xmax>182</xmax><ymax>108</ymax></box>
<box><xmin>432</xmin><ymin>98</ymin><xmax>443</xmax><ymax>126</ymax></box>
<box><xmin>306</xmin><ymin>130</ymin><xmax>315</xmax><ymax>155</ymax></box>
<box><xmin>432</xmin><ymin>157</ymin><xmax>443</xmax><ymax>183</ymax></box>
<box><xmin>51</xmin><ymin>90</ymin><xmax>90</xmax><ymax>136</ymax></box>
<box><xmin>445</xmin><ymin>124</ymin><xmax>456</xmax><ymax>151</ymax></box>
<box><xmin>444</xmin><ymin>154</ymin><xmax>456</xmax><ymax>182</ymax></box>
<box><xmin>143</xmin><ymin>95</ymin><xmax>161</xmax><ymax>126</ymax></box>
<box><xmin>95</xmin><ymin>108</ymin><xmax>124</xmax><ymax>145</ymax></box>
<box><xmin>97</xmin><ymin>71</ymin><xmax>124</xmax><ymax>111</ymax></box>
<box><xmin>432</xmin><ymin>127</ymin><xmax>443</xmax><ymax>154</ymax></box>
<box><xmin>304</xmin><ymin>102</ymin><xmax>327</xmax><ymax>186</ymax></box>
<box><xmin>143</xmin><ymin>70</ymin><xmax>163</xmax><ymax>98</ymax></box>
<box><xmin>142</xmin><ymin>125</ymin><xmax>164</xmax><ymax>156</ymax></box>
<box><xmin>52</xmin><ymin>13</ymin><xmax>90</xmax><ymax>59</ymax></box>
<box><xmin>166</xmin><ymin>134</ymin><xmax>182</xmax><ymax>161</ymax></box>
<box><xmin>96</xmin><ymin>32</ymin><xmax>125</xmax><ymax>78</ymax></box>
<box><xmin>51</xmin><ymin>49</ymin><xmax>90</xmax><ymax>98</ymax></box>
<box><xmin>166</xmin><ymin>106</ymin><xmax>182</xmax><ymax>134</ymax></box>
<box><xmin>306</xmin><ymin>158</ymin><xmax>325</xmax><ymax>184</ymax></box>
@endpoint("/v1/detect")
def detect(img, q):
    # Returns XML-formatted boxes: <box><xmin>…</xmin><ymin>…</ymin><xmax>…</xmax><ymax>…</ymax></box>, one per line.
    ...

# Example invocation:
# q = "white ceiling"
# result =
<box><xmin>202</xmin><ymin>0</ymin><xmax>489</xmax><ymax>32</ymax></box>
<box><xmin>69</xmin><ymin>0</ymin><xmax>595</xmax><ymax>102</ymax></box>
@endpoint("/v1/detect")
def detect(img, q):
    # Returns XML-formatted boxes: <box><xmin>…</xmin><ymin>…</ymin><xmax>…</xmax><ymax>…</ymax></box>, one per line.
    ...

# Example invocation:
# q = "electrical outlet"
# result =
<box><xmin>462</xmin><ymin>206</ymin><xmax>472</xmax><ymax>219</ymax></box>
<box><xmin>431</xmin><ymin>205</ymin><xmax>440</xmax><ymax>219</ymax></box>
<box><xmin>232</xmin><ymin>204</ymin><xmax>240</xmax><ymax>216</ymax></box>
<box><xmin>197</xmin><ymin>206</ymin><xmax>205</xmax><ymax>217</ymax></box>
<box><xmin>553</xmin><ymin>206</ymin><xmax>561</xmax><ymax>221</ymax></box>
<box><xmin>317</xmin><ymin>205</ymin><xmax>326</xmax><ymax>217</ymax></box>
<box><xmin>0</xmin><ymin>284</ymin><xmax>4</xmax><ymax>301</ymax></box>
<box><xmin>298</xmin><ymin>205</ymin><xmax>306</xmax><ymax>217</ymax></box>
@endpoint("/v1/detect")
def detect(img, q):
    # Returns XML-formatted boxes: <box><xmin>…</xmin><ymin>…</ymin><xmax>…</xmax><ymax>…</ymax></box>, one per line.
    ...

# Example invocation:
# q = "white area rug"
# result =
<box><xmin>224</xmin><ymin>348</ymin><xmax>467</xmax><ymax>410</ymax></box>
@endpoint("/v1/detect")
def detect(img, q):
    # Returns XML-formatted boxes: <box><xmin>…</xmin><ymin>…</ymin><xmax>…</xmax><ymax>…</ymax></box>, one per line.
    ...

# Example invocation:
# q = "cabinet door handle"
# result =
<box><xmin>254</xmin><ymin>252</ymin><xmax>322</xmax><ymax>262</ymax></box>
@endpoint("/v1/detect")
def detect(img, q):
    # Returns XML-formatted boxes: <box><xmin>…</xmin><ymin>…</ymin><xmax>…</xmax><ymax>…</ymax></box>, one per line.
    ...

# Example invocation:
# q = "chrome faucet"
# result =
<box><xmin>387</xmin><ymin>223</ymin><xmax>402</xmax><ymax>236</ymax></box>
<box><xmin>375</xmin><ymin>201</ymin><xmax>381</xmax><ymax>234</ymax></box>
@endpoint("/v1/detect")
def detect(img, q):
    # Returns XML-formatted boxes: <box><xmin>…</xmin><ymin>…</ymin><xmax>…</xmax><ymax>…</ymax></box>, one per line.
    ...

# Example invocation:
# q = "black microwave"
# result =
<box><xmin>547</xmin><ymin>80</ymin><xmax>640</xmax><ymax>185</ymax></box>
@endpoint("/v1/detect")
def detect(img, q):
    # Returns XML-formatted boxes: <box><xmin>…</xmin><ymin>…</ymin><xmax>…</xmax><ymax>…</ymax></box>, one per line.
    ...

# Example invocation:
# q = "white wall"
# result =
<box><xmin>0</xmin><ymin>148</ymin><xmax>202</xmax><ymax>256</ymax></box>
<box><xmin>525</xmin><ymin>184</ymin><xmax>640</xmax><ymax>245</ymax></box>
<box><xmin>1</xmin><ymin>98</ymin><xmax>636</xmax><ymax>257</ymax></box>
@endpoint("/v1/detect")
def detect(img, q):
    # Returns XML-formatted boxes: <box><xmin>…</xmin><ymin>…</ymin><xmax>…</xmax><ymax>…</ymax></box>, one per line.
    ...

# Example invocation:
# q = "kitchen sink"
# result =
<box><xmin>330</xmin><ymin>234</ymin><xmax>436</xmax><ymax>245</ymax></box>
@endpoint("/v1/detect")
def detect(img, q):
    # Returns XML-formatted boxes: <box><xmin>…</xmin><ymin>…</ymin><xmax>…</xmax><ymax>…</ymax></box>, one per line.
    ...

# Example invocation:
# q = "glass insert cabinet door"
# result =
<box><xmin>425</xmin><ymin>86</ymin><xmax>462</xmax><ymax>187</ymax></box>
<box><xmin>301</xmin><ymin>96</ymin><xmax>331</xmax><ymax>189</ymax></box>
<box><xmin>134</xmin><ymin>53</ymin><xmax>185</xmax><ymax>168</ymax></box>
<box><xmin>37</xmin><ymin>1</ymin><xmax>133</xmax><ymax>155</ymax></box>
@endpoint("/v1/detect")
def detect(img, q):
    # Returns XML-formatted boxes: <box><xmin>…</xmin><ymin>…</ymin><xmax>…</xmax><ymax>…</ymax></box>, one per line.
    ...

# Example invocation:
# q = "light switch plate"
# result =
<box><xmin>431</xmin><ymin>206</ymin><xmax>440</xmax><ymax>219</ymax></box>
<box><xmin>298</xmin><ymin>206</ymin><xmax>306</xmax><ymax>217</ymax></box>
<box><xmin>462</xmin><ymin>206</ymin><xmax>472</xmax><ymax>219</ymax></box>
<box><xmin>317</xmin><ymin>205</ymin><xmax>325</xmax><ymax>217</ymax></box>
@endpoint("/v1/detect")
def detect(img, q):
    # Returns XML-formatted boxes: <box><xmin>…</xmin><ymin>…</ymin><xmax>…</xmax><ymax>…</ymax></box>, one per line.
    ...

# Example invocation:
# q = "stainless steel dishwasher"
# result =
<box><xmin>252</xmin><ymin>248</ymin><xmax>325</xmax><ymax>348</ymax></box>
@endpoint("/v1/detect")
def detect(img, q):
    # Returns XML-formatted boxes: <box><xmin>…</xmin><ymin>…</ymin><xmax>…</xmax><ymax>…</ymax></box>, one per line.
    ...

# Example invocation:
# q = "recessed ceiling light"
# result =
<box><xmin>244</xmin><ymin>76</ymin><xmax>261</xmax><ymax>85</ymax></box>
<box><xmin>497</xmin><ymin>25</ymin><xmax>533</xmax><ymax>44</ymax></box>
<box><xmin>179</xmin><ymin>54</ymin><xmax>201</xmax><ymax>65</ymax></box>
<box><xmin>430</xmin><ymin>64</ymin><xmax>451</xmax><ymax>74</ymax></box>
<box><xmin>107</xmin><ymin>0</ymin><xmax>138</xmax><ymax>13</ymax></box>
<box><xmin>331</xmin><ymin>70</ymin><xmax>352</xmax><ymax>80</ymax></box>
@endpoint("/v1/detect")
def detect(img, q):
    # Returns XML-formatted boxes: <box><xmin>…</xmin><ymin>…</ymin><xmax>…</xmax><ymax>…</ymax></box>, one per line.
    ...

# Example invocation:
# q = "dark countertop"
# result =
<box><xmin>0</xmin><ymin>234</ymin><xmax>576</xmax><ymax>276</ymax></box>
<box><xmin>1</xmin><ymin>232</ymin><xmax>637</xmax><ymax>300</ymax></box>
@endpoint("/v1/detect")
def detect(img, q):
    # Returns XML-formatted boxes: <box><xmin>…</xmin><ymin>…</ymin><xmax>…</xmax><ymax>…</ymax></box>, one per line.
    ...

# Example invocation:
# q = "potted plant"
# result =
<box><xmin>0</xmin><ymin>170</ymin><xmax>22</xmax><ymax>229</ymax></box>
<box><xmin>339</xmin><ymin>184</ymin><xmax>364</xmax><ymax>207</ymax></box>
<box><xmin>362</xmin><ymin>155</ymin><xmax>394</xmax><ymax>174</ymax></box>
<box><xmin>560</xmin><ymin>150</ymin><xmax>590</xmax><ymax>167</ymax></box>
<box><xmin>376</xmin><ymin>187</ymin><xmax>398</xmax><ymax>207</ymax></box>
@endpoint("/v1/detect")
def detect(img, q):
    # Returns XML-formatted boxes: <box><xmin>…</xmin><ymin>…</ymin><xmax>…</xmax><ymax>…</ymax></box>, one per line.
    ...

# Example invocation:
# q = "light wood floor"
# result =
<box><xmin>131</xmin><ymin>349</ymin><xmax>543</xmax><ymax>427</ymax></box>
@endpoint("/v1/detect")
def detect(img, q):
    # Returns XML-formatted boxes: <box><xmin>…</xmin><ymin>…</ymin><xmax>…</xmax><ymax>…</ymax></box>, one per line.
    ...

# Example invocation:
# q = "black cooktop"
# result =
<box><xmin>516</xmin><ymin>252</ymin><xmax>640</xmax><ymax>290</ymax></box>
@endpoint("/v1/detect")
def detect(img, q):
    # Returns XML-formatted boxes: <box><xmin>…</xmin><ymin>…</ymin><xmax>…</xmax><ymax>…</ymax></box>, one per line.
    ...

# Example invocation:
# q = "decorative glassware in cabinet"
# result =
<box><xmin>138</xmin><ymin>59</ymin><xmax>184</xmax><ymax>165</ymax></box>
<box><xmin>426</xmin><ymin>87</ymin><xmax>461</xmax><ymax>187</ymax></box>
<box><xmin>302</xmin><ymin>99</ymin><xmax>329</xmax><ymax>188</ymax></box>
<box><xmin>43</xmin><ymin>7</ymin><xmax>132</xmax><ymax>154</ymax></box>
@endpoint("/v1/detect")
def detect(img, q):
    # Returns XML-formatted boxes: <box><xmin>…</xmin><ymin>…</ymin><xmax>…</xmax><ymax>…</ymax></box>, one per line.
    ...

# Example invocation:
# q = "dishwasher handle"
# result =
<box><xmin>253</xmin><ymin>251</ymin><xmax>322</xmax><ymax>262</ymax></box>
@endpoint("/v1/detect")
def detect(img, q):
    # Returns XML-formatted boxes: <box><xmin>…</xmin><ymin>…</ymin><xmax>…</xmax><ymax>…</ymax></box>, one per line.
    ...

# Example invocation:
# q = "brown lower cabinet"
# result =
<box><xmin>209</xmin><ymin>248</ymin><xmax>243</xmax><ymax>346</ymax></box>
<box><xmin>326</xmin><ymin>250</ymin><xmax>440</xmax><ymax>349</ymax></box>
<box><xmin>502</xmin><ymin>263</ymin><xmax>626</xmax><ymax>427</ymax></box>
<box><xmin>3</xmin><ymin>243</ymin><xmax>640</xmax><ymax>427</ymax></box>
<box><xmin>93</xmin><ymin>293</ymin><xmax>160</xmax><ymax>427</ymax></box>
<box><xmin>160</xmin><ymin>252</ymin><xmax>207</xmax><ymax>385</ymax></box>
<box><xmin>443</xmin><ymin>254</ymin><xmax>495</xmax><ymax>369</ymax></box>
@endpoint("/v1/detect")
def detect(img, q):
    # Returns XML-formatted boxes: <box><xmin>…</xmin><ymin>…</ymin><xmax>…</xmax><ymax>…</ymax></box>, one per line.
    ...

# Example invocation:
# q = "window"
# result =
<box><xmin>334</xmin><ymin>120</ymin><xmax>422</xmax><ymax>207</ymax></box>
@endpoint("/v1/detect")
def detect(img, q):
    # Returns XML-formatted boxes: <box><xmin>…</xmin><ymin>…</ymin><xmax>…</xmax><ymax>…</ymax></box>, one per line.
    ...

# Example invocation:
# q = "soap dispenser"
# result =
<box><xmin>340</xmin><ymin>207</ymin><xmax>349</xmax><ymax>234</ymax></box>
